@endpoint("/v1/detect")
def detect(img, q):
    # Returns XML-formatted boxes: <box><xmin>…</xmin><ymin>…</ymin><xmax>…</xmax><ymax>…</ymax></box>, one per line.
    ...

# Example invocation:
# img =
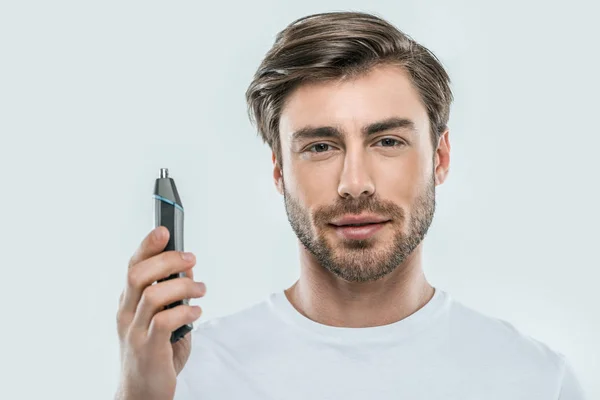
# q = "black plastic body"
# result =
<box><xmin>153</xmin><ymin>175</ymin><xmax>193</xmax><ymax>344</ymax></box>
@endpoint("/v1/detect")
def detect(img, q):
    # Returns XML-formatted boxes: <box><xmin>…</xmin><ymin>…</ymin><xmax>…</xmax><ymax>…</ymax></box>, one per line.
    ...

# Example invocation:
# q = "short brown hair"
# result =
<box><xmin>245</xmin><ymin>11</ymin><xmax>454</xmax><ymax>167</ymax></box>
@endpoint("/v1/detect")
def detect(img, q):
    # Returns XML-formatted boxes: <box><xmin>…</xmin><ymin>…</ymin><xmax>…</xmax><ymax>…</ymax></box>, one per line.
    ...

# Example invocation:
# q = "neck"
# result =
<box><xmin>284</xmin><ymin>242</ymin><xmax>434</xmax><ymax>328</ymax></box>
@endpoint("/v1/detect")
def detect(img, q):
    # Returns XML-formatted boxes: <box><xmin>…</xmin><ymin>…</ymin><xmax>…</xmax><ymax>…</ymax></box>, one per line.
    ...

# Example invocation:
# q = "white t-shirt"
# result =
<box><xmin>174</xmin><ymin>287</ymin><xmax>586</xmax><ymax>399</ymax></box>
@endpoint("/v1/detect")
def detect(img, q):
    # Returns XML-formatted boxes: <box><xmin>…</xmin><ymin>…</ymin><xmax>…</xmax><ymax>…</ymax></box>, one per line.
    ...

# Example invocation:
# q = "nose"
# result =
<box><xmin>337</xmin><ymin>151</ymin><xmax>375</xmax><ymax>199</ymax></box>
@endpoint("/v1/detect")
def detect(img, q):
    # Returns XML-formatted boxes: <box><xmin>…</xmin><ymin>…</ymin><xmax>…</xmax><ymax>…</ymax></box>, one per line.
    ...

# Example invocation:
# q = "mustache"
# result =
<box><xmin>313</xmin><ymin>196</ymin><xmax>405</xmax><ymax>224</ymax></box>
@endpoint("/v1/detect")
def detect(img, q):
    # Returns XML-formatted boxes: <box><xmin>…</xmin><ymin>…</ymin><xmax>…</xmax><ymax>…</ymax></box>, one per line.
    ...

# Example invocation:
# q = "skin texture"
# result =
<box><xmin>274</xmin><ymin>64</ymin><xmax>451</xmax><ymax>328</ymax></box>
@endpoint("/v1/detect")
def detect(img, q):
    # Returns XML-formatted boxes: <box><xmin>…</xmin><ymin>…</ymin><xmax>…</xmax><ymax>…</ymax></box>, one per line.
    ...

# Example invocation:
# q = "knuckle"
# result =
<box><xmin>180</xmin><ymin>276</ymin><xmax>193</xmax><ymax>286</ymax></box>
<box><xmin>116</xmin><ymin>311</ymin><xmax>131</xmax><ymax>338</ymax></box>
<box><xmin>169</xmin><ymin>250</ymin><xmax>184</xmax><ymax>264</ymax></box>
<box><xmin>127</xmin><ymin>268</ymin><xmax>142</xmax><ymax>288</ymax></box>
<box><xmin>170</xmin><ymin>277</ymin><xmax>188</xmax><ymax>298</ymax></box>
<box><xmin>151</xmin><ymin>313</ymin><xmax>168</xmax><ymax>332</ymax></box>
<box><xmin>128</xmin><ymin>247</ymin><xmax>142</xmax><ymax>269</ymax></box>
<box><xmin>140</xmin><ymin>286</ymin><xmax>160</xmax><ymax>309</ymax></box>
<box><xmin>180</xmin><ymin>277</ymin><xmax>196</xmax><ymax>294</ymax></box>
<box><xmin>153</xmin><ymin>252</ymin><xmax>169</xmax><ymax>271</ymax></box>
<box><xmin>116</xmin><ymin>309</ymin><xmax>125</xmax><ymax>326</ymax></box>
<box><xmin>156</xmin><ymin>251</ymin><xmax>187</xmax><ymax>271</ymax></box>
<box><xmin>158</xmin><ymin>251</ymin><xmax>182</xmax><ymax>273</ymax></box>
<box><xmin>124</xmin><ymin>330</ymin><xmax>141</xmax><ymax>348</ymax></box>
<box><xmin>127</xmin><ymin>254</ymin><xmax>136</xmax><ymax>270</ymax></box>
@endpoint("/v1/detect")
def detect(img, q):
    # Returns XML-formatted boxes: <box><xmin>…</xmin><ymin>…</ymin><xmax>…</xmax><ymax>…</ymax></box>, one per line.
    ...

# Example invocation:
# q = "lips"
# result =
<box><xmin>330</xmin><ymin>214</ymin><xmax>390</xmax><ymax>227</ymax></box>
<box><xmin>329</xmin><ymin>214</ymin><xmax>390</xmax><ymax>240</ymax></box>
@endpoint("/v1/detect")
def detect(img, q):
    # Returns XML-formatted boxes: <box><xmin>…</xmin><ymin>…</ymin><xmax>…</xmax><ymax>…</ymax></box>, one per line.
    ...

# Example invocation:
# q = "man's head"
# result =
<box><xmin>245</xmin><ymin>12</ymin><xmax>453</xmax><ymax>283</ymax></box>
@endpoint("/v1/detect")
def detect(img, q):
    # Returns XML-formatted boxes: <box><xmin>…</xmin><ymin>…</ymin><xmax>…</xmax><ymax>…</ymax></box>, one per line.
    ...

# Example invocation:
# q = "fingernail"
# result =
<box><xmin>181</xmin><ymin>252</ymin><xmax>195</xmax><ymax>261</ymax></box>
<box><xmin>154</xmin><ymin>227</ymin><xmax>163</xmax><ymax>240</ymax></box>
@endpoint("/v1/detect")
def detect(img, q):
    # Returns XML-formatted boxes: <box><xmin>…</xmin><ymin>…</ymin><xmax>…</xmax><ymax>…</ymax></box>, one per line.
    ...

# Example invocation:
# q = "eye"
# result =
<box><xmin>308</xmin><ymin>143</ymin><xmax>332</xmax><ymax>153</ymax></box>
<box><xmin>376</xmin><ymin>138</ymin><xmax>404</xmax><ymax>147</ymax></box>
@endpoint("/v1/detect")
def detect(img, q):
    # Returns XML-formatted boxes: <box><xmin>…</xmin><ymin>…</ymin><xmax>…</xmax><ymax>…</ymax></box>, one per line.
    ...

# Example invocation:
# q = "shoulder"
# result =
<box><xmin>190</xmin><ymin>293</ymin><xmax>279</xmax><ymax>348</ymax></box>
<box><xmin>445</xmin><ymin>294</ymin><xmax>568</xmax><ymax>382</ymax></box>
<box><xmin>177</xmin><ymin>294</ymin><xmax>279</xmax><ymax>382</ymax></box>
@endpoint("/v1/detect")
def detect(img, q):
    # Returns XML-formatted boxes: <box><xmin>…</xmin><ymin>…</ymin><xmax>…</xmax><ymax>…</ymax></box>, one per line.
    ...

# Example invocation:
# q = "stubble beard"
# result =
<box><xmin>283</xmin><ymin>175</ymin><xmax>436</xmax><ymax>283</ymax></box>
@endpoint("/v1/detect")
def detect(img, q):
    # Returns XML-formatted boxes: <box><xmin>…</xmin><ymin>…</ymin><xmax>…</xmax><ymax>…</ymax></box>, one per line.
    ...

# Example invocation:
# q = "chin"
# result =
<box><xmin>329</xmin><ymin>232</ymin><xmax>391</xmax><ymax>251</ymax></box>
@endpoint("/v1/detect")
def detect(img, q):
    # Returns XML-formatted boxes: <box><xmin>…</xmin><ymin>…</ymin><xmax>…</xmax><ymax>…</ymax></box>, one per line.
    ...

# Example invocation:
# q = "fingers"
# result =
<box><xmin>119</xmin><ymin>256</ymin><xmax>194</xmax><ymax>307</ymax></box>
<box><xmin>130</xmin><ymin>277</ymin><xmax>206</xmax><ymax>335</ymax></box>
<box><xmin>117</xmin><ymin>226</ymin><xmax>199</xmax><ymax>342</ymax></box>
<box><xmin>129</xmin><ymin>226</ymin><xmax>169</xmax><ymax>269</ymax></box>
<box><xmin>148</xmin><ymin>304</ymin><xmax>204</xmax><ymax>344</ymax></box>
<box><xmin>121</xmin><ymin>250</ymin><xmax>196</xmax><ymax>319</ymax></box>
<box><xmin>119</xmin><ymin>227</ymin><xmax>167</xmax><ymax>312</ymax></box>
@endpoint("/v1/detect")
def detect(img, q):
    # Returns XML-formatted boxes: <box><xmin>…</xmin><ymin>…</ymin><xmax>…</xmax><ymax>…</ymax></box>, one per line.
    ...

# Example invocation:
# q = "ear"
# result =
<box><xmin>434</xmin><ymin>129</ymin><xmax>451</xmax><ymax>186</ymax></box>
<box><xmin>272</xmin><ymin>151</ymin><xmax>283</xmax><ymax>195</ymax></box>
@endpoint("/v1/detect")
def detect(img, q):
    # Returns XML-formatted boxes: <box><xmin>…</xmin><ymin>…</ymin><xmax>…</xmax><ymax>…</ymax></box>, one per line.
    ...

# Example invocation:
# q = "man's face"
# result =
<box><xmin>276</xmin><ymin>64</ymin><xmax>447</xmax><ymax>283</ymax></box>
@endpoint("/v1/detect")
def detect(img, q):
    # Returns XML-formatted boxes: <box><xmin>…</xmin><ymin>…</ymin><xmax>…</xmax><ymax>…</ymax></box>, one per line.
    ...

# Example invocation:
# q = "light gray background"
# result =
<box><xmin>0</xmin><ymin>1</ymin><xmax>597</xmax><ymax>399</ymax></box>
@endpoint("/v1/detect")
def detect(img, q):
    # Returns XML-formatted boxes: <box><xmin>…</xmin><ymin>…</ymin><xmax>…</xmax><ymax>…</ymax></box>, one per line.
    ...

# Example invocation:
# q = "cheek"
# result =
<box><xmin>284</xmin><ymin>160</ymin><xmax>338</xmax><ymax>206</ymax></box>
<box><xmin>376</xmin><ymin>152</ymin><xmax>430</xmax><ymax>203</ymax></box>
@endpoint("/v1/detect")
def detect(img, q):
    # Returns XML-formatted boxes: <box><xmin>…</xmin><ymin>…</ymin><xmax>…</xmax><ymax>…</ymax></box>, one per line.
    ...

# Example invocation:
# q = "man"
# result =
<box><xmin>115</xmin><ymin>11</ymin><xmax>587</xmax><ymax>400</ymax></box>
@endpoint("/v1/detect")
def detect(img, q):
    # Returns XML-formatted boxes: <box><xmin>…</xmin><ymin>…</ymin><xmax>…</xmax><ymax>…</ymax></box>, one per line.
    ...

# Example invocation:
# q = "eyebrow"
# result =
<box><xmin>290</xmin><ymin>117</ymin><xmax>417</xmax><ymax>143</ymax></box>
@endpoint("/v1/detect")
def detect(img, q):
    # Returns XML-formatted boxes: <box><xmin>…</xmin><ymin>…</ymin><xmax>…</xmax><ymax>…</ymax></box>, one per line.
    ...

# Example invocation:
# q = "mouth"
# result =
<box><xmin>330</xmin><ymin>214</ymin><xmax>391</xmax><ymax>227</ymax></box>
<box><xmin>328</xmin><ymin>215</ymin><xmax>391</xmax><ymax>240</ymax></box>
<box><xmin>333</xmin><ymin>222</ymin><xmax>383</xmax><ymax>227</ymax></box>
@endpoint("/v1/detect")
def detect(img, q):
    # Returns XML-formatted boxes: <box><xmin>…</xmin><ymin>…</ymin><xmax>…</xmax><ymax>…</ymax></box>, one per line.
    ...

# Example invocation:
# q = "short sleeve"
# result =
<box><xmin>557</xmin><ymin>356</ymin><xmax>587</xmax><ymax>400</ymax></box>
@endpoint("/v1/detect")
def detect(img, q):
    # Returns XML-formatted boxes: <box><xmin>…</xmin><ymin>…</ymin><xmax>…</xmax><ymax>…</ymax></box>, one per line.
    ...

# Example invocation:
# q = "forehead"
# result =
<box><xmin>279</xmin><ymin>64</ymin><xmax>429</xmax><ymax>140</ymax></box>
